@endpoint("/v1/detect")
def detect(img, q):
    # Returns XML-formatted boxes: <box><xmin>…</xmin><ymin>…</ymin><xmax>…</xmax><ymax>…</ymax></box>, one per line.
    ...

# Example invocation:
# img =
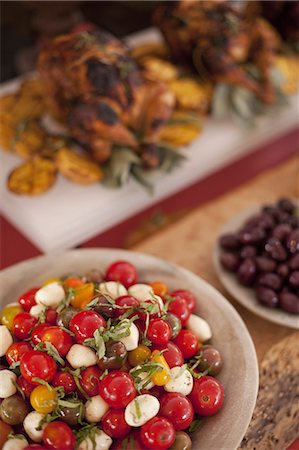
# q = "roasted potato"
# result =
<box><xmin>168</xmin><ymin>78</ymin><xmax>213</xmax><ymax>112</ymax></box>
<box><xmin>56</xmin><ymin>147</ymin><xmax>103</xmax><ymax>184</ymax></box>
<box><xmin>274</xmin><ymin>55</ymin><xmax>299</xmax><ymax>95</ymax></box>
<box><xmin>19</xmin><ymin>78</ymin><xmax>44</xmax><ymax>98</ymax></box>
<box><xmin>7</xmin><ymin>157</ymin><xmax>57</xmax><ymax>195</ymax></box>
<box><xmin>129</xmin><ymin>42</ymin><xmax>169</xmax><ymax>60</ymax></box>
<box><xmin>0</xmin><ymin>119</ymin><xmax>15</xmax><ymax>151</ymax></box>
<box><xmin>159</xmin><ymin>111</ymin><xmax>202</xmax><ymax>147</ymax></box>
<box><xmin>14</xmin><ymin>121</ymin><xmax>46</xmax><ymax>159</ymax></box>
<box><xmin>141</xmin><ymin>57</ymin><xmax>178</xmax><ymax>83</ymax></box>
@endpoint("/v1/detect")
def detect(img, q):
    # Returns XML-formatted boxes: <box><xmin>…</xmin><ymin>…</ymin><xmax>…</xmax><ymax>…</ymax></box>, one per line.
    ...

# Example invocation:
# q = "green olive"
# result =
<box><xmin>56</xmin><ymin>307</ymin><xmax>79</xmax><ymax>328</ymax></box>
<box><xmin>166</xmin><ymin>312</ymin><xmax>182</xmax><ymax>339</ymax></box>
<box><xmin>98</xmin><ymin>340</ymin><xmax>127</xmax><ymax>370</ymax></box>
<box><xmin>170</xmin><ymin>431</ymin><xmax>192</xmax><ymax>450</ymax></box>
<box><xmin>60</xmin><ymin>400</ymin><xmax>83</xmax><ymax>426</ymax></box>
<box><xmin>195</xmin><ymin>345</ymin><xmax>223</xmax><ymax>376</ymax></box>
<box><xmin>92</xmin><ymin>295</ymin><xmax>115</xmax><ymax>319</ymax></box>
<box><xmin>0</xmin><ymin>395</ymin><xmax>29</xmax><ymax>425</ymax></box>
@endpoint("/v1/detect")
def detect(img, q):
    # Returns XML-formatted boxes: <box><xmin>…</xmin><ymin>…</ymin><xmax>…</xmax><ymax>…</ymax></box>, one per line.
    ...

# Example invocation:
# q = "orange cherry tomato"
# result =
<box><xmin>64</xmin><ymin>277</ymin><xmax>85</xmax><ymax>289</ymax></box>
<box><xmin>70</xmin><ymin>283</ymin><xmax>94</xmax><ymax>309</ymax></box>
<box><xmin>128</xmin><ymin>345</ymin><xmax>151</xmax><ymax>367</ymax></box>
<box><xmin>150</xmin><ymin>281</ymin><xmax>168</xmax><ymax>297</ymax></box>
<box><xmin>30</xmin><ymin>385</ymin><xmax>57</xmax><ymax>414</ymax></box>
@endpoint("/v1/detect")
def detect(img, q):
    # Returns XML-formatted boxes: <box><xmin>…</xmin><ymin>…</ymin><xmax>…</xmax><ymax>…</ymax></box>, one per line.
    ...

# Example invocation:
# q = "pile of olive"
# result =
<box><xmin>219</xmin><ymin>198</ymin><xmax>299</xmax><ymax>314</ymax></box>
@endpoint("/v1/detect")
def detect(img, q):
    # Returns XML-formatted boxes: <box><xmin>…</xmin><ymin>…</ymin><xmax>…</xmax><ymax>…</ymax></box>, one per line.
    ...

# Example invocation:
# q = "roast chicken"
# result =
<box><xmin>154</xmin><ymin>0</ymin><xmax>281</xmax><ymax>104</ymax></box>
<box><xmin>38</xmin><ymin>28</ymin><xmax>174</xmax><ymax>166</ymax></box>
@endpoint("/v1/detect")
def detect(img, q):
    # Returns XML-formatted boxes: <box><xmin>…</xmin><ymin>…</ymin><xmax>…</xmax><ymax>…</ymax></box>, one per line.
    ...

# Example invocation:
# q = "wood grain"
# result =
<box><xmin>133</xmin><ymin>155</ymin><xmax>299</xmax><ymax>362</ymax></box>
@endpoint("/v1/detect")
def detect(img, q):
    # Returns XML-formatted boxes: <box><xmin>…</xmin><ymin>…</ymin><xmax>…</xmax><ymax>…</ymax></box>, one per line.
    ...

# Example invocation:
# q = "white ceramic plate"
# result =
<box><xmin>0</xmin><ymin>248</ymin><xmax>258</xmax><ymax>450</ymax></box>
<box><xmin>214</xmin><ymin>205</ymin><xmax>299</xmax><ymax>330</ymax></box>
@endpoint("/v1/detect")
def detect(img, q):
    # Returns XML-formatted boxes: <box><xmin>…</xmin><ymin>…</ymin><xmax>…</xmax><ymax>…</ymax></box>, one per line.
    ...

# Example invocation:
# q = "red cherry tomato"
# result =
<box><xmin>146</xmin><ymin>318</ymin><xmax>172</xmax><ymax>346</ymax></box>
<box><xmin>52</xmin><ymin>371</ymin><xmax>76</xmax><ymax>394</ymax></box>
<box><xmin>167</xmin><ymin>297</ymin><xmax>190</xmax><ymax>326</ymax></box>
<box><xmin>18</xmin><ymin>287</ymin><xmax>39</xmax><ymax>312</ymax></box>
<box><xmin>160</xmin><ymin>393</ymin><xmax>194</xmax><ymax>430</ymax></box>
<box><xmin>69</xmin><ymin>310</ymin><xmax>106</xmax><ymax>343</ymax></box>
<box><xmin>13</xmin><ymin>312</ymin><xmax>38</xmax><ymax>340</ymax></box>
<box><xmin>105</xmin><ymin>260</ymin><xmax>138</xmax><ymax>288</ymax></box>
<box><xmin>31</xmin><ymin>323</ymin><xmax>51</xmax><ymax>345</ymax></box>
<box><xmin>155</xmin><ymin>341</ymin><xmax>184</xmax><ymax>368</ymax></box>
<box><xmin>140</xmin><ymin>416</ymin><xmax>176</xmax><ymax>449</ymax></box>
<box><xmin>17</xmin><ymin>375</ymin><xmax>35</xmax><ymax>398</ymax></box>
<box><xmin>6</xmin><ymin>341</ymin><xmax>32</xmax><ymax>365</ymax></box>
<box><xmin>44</xmin><ymin>309</ymin><xmax>58</xmax><ymax>325</ymax></box>
<box><xmin>99</xmin><ymin>371</ymin><xmax>136</xmax><ymax>408</ymax></box>
<box><xmin>79</xmin><ymin>366</ymin><xmax>101</xmax><ymax>397</ymax></box>
<box><xmin>42</xmin><ymin>421</ymin><xmax>75</xmax><ymax>449</ymax></box>
<box><xmin>101</xmin><ymin>409</ymin><xmax>131</xmax><ymax>439</ymax></box>
<box><xmin>189</xmin><ymin>376</ymin><xmax>224</xmax><ymax>416</ymax></box>
<box><xmin>40</xmin><ymin>326</ymin><xmax>73</xmax><ymax>356</ymax></box>
<box><xmin>173</xmin><ymin>329</ymin><xmax>199</xmax><ymax>359</ymax></box>
<box><xmin>114</xmin><ymin>296</ymin><xmax>139</xmax><ymax>317</ymax></box>
<box><xmin>20</xmin><ymin>350</ymin><xmax>57</xmax><ymax>385</ymax></box>
<box><xmin>140</xmin><ymin>385</ymin><xmax>165</xmax><ymax>400</ymax></box>
<box><xmin>170</xmin><ymin>290</ymin><xmax>196</xmax><ymax>313</ymax></box>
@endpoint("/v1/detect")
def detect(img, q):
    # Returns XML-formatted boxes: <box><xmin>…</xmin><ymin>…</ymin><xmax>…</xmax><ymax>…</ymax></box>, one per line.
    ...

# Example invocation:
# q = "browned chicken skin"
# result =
<box><xmin>38</xmin><ymin>28</ymin><xmax>174</xmax><ymax>164</ymax></box>
<box><xmin>154</xmin><ymin>0</ymin><xmax>281</xmax><ymax>104</ymax></box>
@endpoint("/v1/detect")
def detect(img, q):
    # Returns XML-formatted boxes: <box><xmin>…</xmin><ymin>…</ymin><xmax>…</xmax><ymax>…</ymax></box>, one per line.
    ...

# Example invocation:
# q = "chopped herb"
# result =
<box><xmin>56</xmin><ymin>288</ymin><xmax>75</xmax><ymax>313</ymax></box>
<box><xmin>189</xmin><ymin>419</ymin><xmax>202</xmax><ymax>433</ymax></box>
<box><xmin>100</xmin><ymin>369</ymin><xmax>109</xmax><ymax>380</ymax></box>
<box><xmin>7</xmin><ymin>432</ymin><xmax>27</xmax><ymax>441</ymax></box>
<box><xmin>12</xmin><ymin>379</ymin><xmax>25</xmax><ymax>400</ymax></box>
<box><xmin>75</xmin><ymin>424</ymin><xmax>102</xmax><ymax>449</ymax></box>
<box><xmin>134</xmin><ymin>399</ymin><xmax>141</xmax><ymax>419</ymax></box>
<box><xmin>35</xmin><ymin>342</ymin><xmax>65</xmax><ymax>366</ymax></box>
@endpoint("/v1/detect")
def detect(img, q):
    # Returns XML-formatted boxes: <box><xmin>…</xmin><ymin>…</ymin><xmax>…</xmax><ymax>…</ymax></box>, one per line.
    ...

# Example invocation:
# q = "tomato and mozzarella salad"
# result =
<box><xmin>0</xmin><ymin>260</ymin><xmax>224</xmax><ymax>450</ymax></box>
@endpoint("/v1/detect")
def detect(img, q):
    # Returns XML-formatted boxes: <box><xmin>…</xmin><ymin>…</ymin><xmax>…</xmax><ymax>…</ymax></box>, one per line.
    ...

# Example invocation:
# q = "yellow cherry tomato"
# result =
<box><xmin>128</xmin><ymin>345</ymin><xmax>151</xmax><ymax>367</ymax></box>
<box><xmin>71</xmin><ymin>283</ymin><xmax>94</xmax><ymax>309</ymax></box>
<box><xmin>150</xmin><ymin>350</ymin><xmax>171</xmax><ymax>386</ymax></box>
<box><xmin>42</xmin><ymin>278</ymin><xmax>60</xmax><ymax>286</ymax></box>
<box><xmin>0</xmin><ymin>304</ymin><xmax>23</xmax><ymax>330</ymax></box>
<box><xmin>149</xmin><ymin>281</ymin><xmax>168</xmax><ymax>297</ymax></box>
<box><xmin>30</xmin><ymin>385</ymin><xmax>57</xmax><ymax>414</ymax></box>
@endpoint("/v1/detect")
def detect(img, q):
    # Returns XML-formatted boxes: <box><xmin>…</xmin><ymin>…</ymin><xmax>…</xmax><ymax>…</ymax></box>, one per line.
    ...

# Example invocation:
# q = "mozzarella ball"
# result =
<box><xmin>29</xmin><ymin>303</ymin><xmax>46</xmax><ymax>318</ymax></box>
<box><xmin>128</xmin><ymin>284</ymin><xmax>154</xmax><ymax>301</ymax></box>
<box><xmin>119</xmin><ymin>322</ymin><xmax>139</xmax><ymax>351</ymax></box>
<box><xmin>84</xmin><ymin>395</ymin><xmax>109</xmax><ymax>423</ymax></box>
<box><xmin>66</xmin><ymin>344</ymin><xmax>98</xmax><ymax>368</ymax></box>
<box><xmin>99</xmin><ymin>281</ymin><xmax>127</xmax><ymax>299</ymax></box>
<box><xmin>77</xmin><ymin>431</ymin><xmax>112</xmax><ymax>450</ymax></box>
<box><xmin>186</xmin><ymin>314</ymin><xmax>212</xmax><ymax>342</ymax></box>
<box><xmin>0</xmin><ymin>370</ymin><xmax>17</xmax><ymax>398</ymax></box>
<box><xmin>23</xmin><ymin>411</ymin><xmax>46</xmax><ymax>442</ymax></box>
<box><xmin>35</xmin><ymin>282</ymin><xmax>65</xmax><ymax>307</ymax></box>
<box><xmin>125</xmin><ymin>394</ymin><xmax>160</xmax><ymax>427</ymax></box>
<box><xmin>165</xmin><ymin>366</ymin><xmax>193</xmax><ymax>396</ymax></box>
<box><xmin>2</xmin><ymin>437</ymin><xmax>28</xmax><ymax>450</ymax></box>
<box><xmin>0</xmin><ymin>325</ymin><xmax>13</xmax><ymax>357</ymax></box>
<box><xmin>130</xmin><ymin>366</ymin><xmax>154</xmax><ymax>391</ymax></box>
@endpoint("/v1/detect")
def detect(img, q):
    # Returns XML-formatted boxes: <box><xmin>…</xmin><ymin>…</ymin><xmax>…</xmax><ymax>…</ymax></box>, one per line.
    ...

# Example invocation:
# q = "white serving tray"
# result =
<box><xmin>1</xmin><ymin>28</ymin><xmax>298</xmax><ymax>253</ymax></box>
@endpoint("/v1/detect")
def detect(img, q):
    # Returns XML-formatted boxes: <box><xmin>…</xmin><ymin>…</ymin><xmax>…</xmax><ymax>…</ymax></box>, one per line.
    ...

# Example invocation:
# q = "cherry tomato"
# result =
<box><xmin>64</xmin><ymin>277</ymin><xmax>84</xmax><ymax>289</ymax></box>
<box><xmin>42</xmin><ymin>421</ymin><xmax>75</xmax><ymax>449</ymax></box>
<box><xmin>149</xmin><ymin>281</ymin><xmax>168</xmax><ymax>297</ymax></box>
<box><xmin>69</xmin><ymin>310</ymin><xmax>106</xmax><ymax>343</ymax></box>
<box><xmin>18</xmin><ymin>287</ymin><xmax>39</xmax><ymax>312</ymax></box>
<box><xmin>168</xmin><ymin>297</ymin><xmax>190</xmax><ymax>326</ymax></box>
<box><xmin>17</xmin><ymin>375</ymin><xmax>35</xmax><ymax>398</ymax></box>
<box><xmin>140</xmin><ymin>416</ymin><xmax>176</xmax><ymax>449</ymax></box>
<box><xmin>0</xmin><ymin>304</ymin><xmax>23</xmax><ymax>330</ymax></box>
<box><xmin>0</xmin><ymin>419</ymin><xmax>12</xmax><ymax>448</ymax></box>
<box><xmin>69</xmin><ymin>282</ymin><xmax>94</xmax><ymax>309</ymax></box>
<box><xmin>155</xmin><ymin>341</ymin><xmax>184</xmax><ymax>368</ymax></box>
<box><xmin>40</xmin><ymin>326</ymin><xmax>73</xmax><ymax>356</ymax></box>
<box><xmin>23</xmin><ymin>446</ymin><xmax>47</xmax><ymax>450</ymax></box>
<box><xmin>31</xmin><ymin>323</ymin><xmax>51</xmax><ymax>345</ymax></box>
<box><xmin>170</xmin><ymin>290</ymin><xmax>196</xmax><ymax>313</ymax></box>
<box><xmin>13</xmin><ymin>312</ymin><xmax>38</xmax><ymax>340</ymax></box>
<box><xmin>102</xmin><ymin>409</ymin><xmax>131</xmax><ymax>439</ymax></box>
<box><xmin>6</xmin><ymin>341</ymin><xmax>32</xmax><ymax>365</ymax></box>
<box><xmin>20</xmin><ymin>350</ymin><xmax>57</xmax><ymax>385</ymax></box>
<box><xmin>114</xmin><ymin>296</ymin><xmax>139</xmax><ymax>317</ymax></box>
<box><xmin>105</xmin><ymin>260</ymin><xmax>138</xmax><ymax>288</ymax></box>
<box><xmin>99</xmin><ymin>371</ymin><xmax>136</xmax><ymax>408</ymax></box>
<box><xmin>52</xmin><ymin>371</ymin><xmax>76</xmax><ymax>394</ymax></box>
<box><xmin>128</xmin><ymin>344</ymin><xmax>151</xmax><ymax>367</ymax></box>
<box><xmin>173</xmin><ymin>330</ymin><xmax>199</xmax><ymax>359</ymax></box>
<box><xmin>160</xmin><ymin>393</ymin><xmax>194</xmax><ymax>430</ymax></box>
<box><xmin>150</xmin><ymin>350</ymin><xmax>170</xmax><ymax>386</ymax></box>
<box><xmin>30</xmin><ymin>385</ymin><xmax>57</xmax><ymax>414</ymax></box>
<box><xmin>45</xmin><ymin>309</ymin><xmax>58</xmax><ymax>325</ymax></box>
<box><xmin>189</xmin><ymin>376</ymin><xmax>224</xmax><ymax>416</ymax></box>
<box><xmin>79</xmin><ymin>366</ymin><xmax>101</xmax><ymax>397</ymax></box>
<box><xmin>146</xmin><ymin>318</ymin><xmax>172</xmax><ymax>346</ymax></box>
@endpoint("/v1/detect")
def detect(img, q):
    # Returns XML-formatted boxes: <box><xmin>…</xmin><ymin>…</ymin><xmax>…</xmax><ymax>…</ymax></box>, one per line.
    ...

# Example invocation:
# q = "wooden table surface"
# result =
<box><xmin>132</xmin><ymin>154</ymin><xmax>299</xmax><ymax>449</ymax></box>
